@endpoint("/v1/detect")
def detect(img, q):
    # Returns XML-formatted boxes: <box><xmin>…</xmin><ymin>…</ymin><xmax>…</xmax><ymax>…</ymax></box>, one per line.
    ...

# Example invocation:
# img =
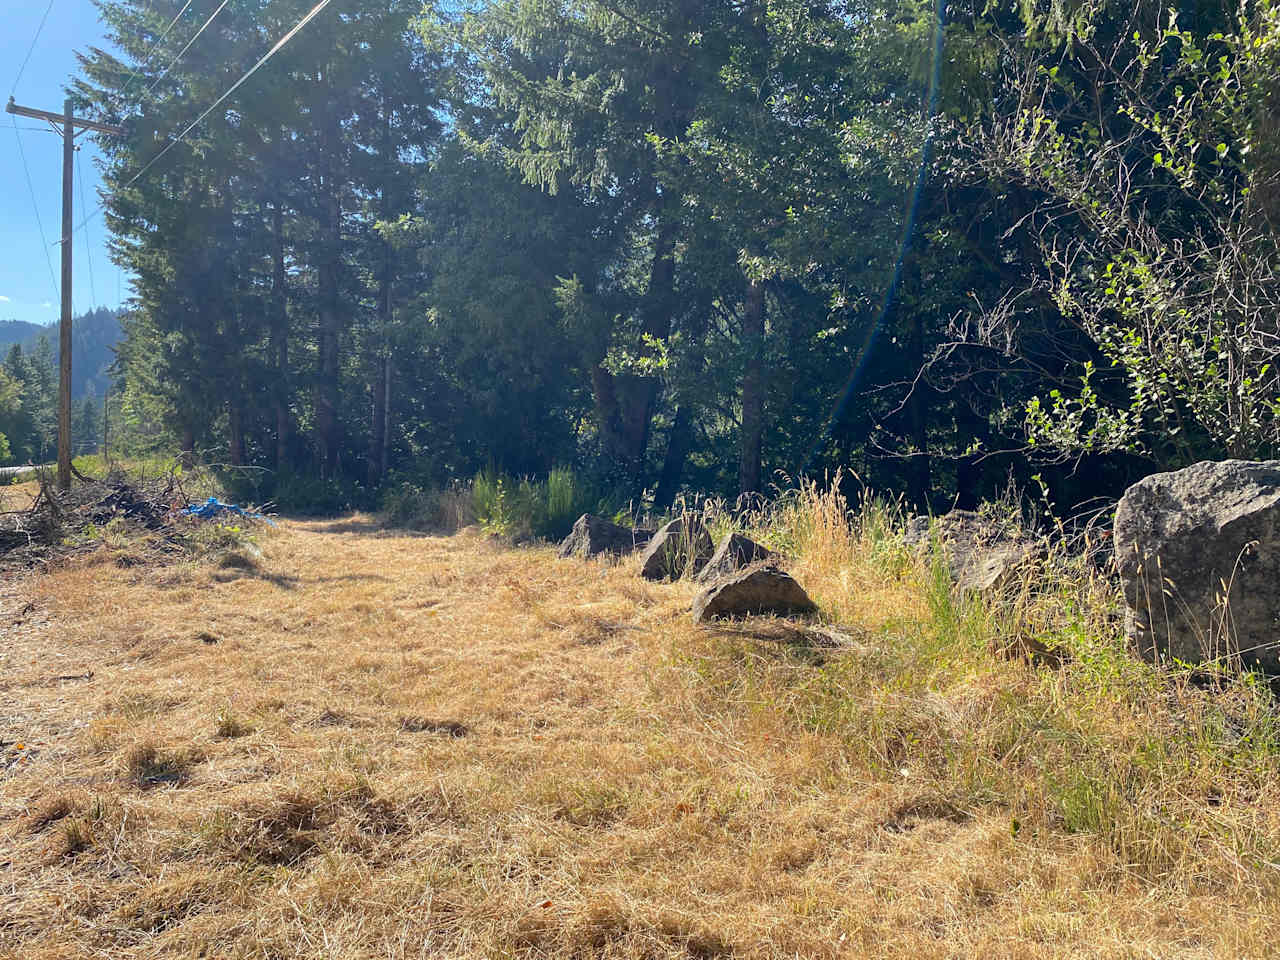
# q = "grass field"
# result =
<box><xmin>3</xmin><ymin>490</ymin><xmax>1280</xmax><ymax>958</ymax></box>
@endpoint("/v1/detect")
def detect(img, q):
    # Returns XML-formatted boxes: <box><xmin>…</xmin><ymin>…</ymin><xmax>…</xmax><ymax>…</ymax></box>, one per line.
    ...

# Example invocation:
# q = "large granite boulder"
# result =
<box><xmin>557</xmin><ymin>514</ymin><xmax>653</xmax><ymax>560</ymax></box>
<box><xmin>694</xmin><ymin>533</ymin><xmax>773</xmax><ymax>584</ymax></box>
<box><xmin>693</xmin><ymin>566</ymin><xmax>817</xmax><ymax>623</ymax></box>
<box><xmin>638</xmin><ymin>517</ymin><xmax>714</xmax><ymax>581</ymax></box>
<box><xmin>902</xmin><ymin>510</ymin><xmax>1041</xmax><ymax>593</ymax></box>
<box><xmin>1114</xmin><ymin>460</ymin><xmax>1280</xmax><ymax>672</ymax></box>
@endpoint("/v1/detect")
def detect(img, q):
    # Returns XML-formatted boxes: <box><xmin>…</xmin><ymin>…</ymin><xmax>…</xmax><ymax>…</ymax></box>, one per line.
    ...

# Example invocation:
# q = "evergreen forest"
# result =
<box><xmin>61</xmin><ymin>0</ymin><xmax>1280</xmax><ymax>511</ymax></box>
<box><xmin>0</xmin><ymin>308</ymin><xmax>120</xmax><ymax>463</ymax></box>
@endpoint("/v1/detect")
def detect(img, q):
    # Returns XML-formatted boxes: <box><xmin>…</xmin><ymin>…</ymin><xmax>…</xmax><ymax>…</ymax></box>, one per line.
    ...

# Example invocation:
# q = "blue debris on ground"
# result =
<box><xmin>181</xmin><ymin>497</ymin><xmax>277</xmax><ymax>526</ymax></box>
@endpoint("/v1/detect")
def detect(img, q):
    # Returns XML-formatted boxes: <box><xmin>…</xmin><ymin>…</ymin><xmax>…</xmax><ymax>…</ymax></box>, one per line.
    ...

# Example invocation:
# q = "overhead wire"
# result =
<box><xmin>11</xmin><ymin>0</ymin><xmax>56</xmax><ymax>96</ymax></box>
<box><xmin>11</xmin><ymin>115</ymin><xmax>60</xmax><ymax>303</ymax></box>
<box><xmin>68</xmin><ymin>0</ymin><xmax>335</xmax><ymax>241</ymax></box>
<box><xmin>142</xmin><ymin>0</ymin><xmax>234</xmax><ymax>100</ymax></box>
<box><xmin>120</xmin><ymin>0</ymin><xmax>197</xmax><ymax>101</ymax></box>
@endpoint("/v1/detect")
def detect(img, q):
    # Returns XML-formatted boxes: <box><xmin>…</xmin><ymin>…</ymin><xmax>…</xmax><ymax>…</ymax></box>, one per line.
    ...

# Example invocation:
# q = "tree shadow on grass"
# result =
<box><xmin>211</xmin><ymin>567</ymin><xmax>301</xmax><ymax>590</ymax></box>
<box><xmin>304</xmin><ymin>517</ymin><xmax>435</xmax><ymax>538</ymax></box>
<box><xmin>703</xmin><ymin>621</ymin><xmax>868</xmax><ymax>665</ymax></box>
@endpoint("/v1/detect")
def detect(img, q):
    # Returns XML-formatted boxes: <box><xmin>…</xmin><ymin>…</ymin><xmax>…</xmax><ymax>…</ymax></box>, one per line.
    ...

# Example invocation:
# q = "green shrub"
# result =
<box><xmin>266</xmin><ymin>470</ymin><xmax>364</xmax><ymax>516</ymax></box>
<box><xmin>468</xmin><ymin>466</ymin><xmax>618</xmax><ymax>541</ymax></box>
<box><xmin>472</xmin><ymin>469</ymin><xmax>526</xmax><ymax>537</ymax></box>
<box><xmin>470</xmin><ymin>468</ymin><xmax>504</xmax><ymax>529</ymax></box>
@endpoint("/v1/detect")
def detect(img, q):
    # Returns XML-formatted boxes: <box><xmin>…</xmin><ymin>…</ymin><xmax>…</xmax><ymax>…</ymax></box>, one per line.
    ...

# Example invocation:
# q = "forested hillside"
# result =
<box><xmin>72</xmin><ymin>0</ymin><xmax>1280</xmax><ymax>509</ymax></box>
<box><xmin>0</xmin><ymin>308</ymin><xmax>119</xmax><ymax>464</ymax></box>
<box><xmin>0</xmin><ymin>321</ymin><xmax>47</xmax><ymax>349</ymax></box>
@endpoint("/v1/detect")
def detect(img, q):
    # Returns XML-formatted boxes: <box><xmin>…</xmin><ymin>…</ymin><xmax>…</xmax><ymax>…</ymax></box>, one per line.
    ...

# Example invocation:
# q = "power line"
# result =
<box><xmin>142</xmin><ymin>0</ymin><xmax>234</xmax><ymax>100</ymax></box>
<box><xmin>11</xmin><ymin>0</ymin><xmax>55</xmax><ymax>96</ymax></box>
<box><xmin>120</xmin><ymin>0</ymin><xmax>197</xmax><ymax>101</ymax></box>
<box><xmin>77</xmin><ymin>148</ymin><xmax>97</xmax><ymax>307</ymax></box>
<box><xmin>10</xmin><ymin>115</ymin><xmax>60</xmax><ymax>302</ymax></box>
<box><xmin>68</xmin><ymin>0</ymin><xmax>334</xmax><ymax>241</ymax></box>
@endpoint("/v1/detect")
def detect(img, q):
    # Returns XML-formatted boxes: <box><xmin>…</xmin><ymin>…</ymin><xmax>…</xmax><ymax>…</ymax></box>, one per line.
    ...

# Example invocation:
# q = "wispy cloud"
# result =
<box><xmin>0</xmin><ymin>295</ymin><xmax>10</xmax><ymax>302</ymax></box>
<box><xmin>41</xmin><ymin>301</ymin><xmax>53</xmax><ymax>309</ymax></box>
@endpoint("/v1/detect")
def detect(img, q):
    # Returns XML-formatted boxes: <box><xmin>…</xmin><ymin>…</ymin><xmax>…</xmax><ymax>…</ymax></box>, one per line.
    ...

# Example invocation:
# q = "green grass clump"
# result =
<box><xmin>378</xmin><ymin>466</ymin><xmax>609</xmax><ymax>539</ymax></box>
<box><xmin>471</xmin><ymin>466</ymin><xmax>617</xmax><ymax>541</ymax></box>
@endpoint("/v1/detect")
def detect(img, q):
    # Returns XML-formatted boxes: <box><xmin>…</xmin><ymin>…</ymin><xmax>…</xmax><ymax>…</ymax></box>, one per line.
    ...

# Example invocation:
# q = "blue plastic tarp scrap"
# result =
<box><xmin>181</xmin><ymin>497</ymin><xmax>277</xmax><ymax>526</ymax></box>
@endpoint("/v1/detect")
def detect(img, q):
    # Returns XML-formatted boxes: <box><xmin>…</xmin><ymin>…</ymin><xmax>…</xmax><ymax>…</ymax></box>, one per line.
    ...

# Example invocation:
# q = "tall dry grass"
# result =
<box><xmin>722</xmin><ymin>478</ymin><xmax>1280</xmax><ymax>890</ymax></box>
<box><xmin>2</xmin><ymin>482</ymin><xmax>1279</xmax><ymax>958</ymax></box>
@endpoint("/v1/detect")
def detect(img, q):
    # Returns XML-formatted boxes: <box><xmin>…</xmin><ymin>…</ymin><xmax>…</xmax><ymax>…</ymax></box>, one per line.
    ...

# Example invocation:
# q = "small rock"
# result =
<box><xmin>694</xmin><ymin>533</ymin><xmax>773</xmax><ymax>584</ymax></box>
<box><xmin>693</xmin><ymin>566</ymin><xmax>818</xmax><ymax>623</ymax></box>
<box><xmin>902</xmin><ymin>510</ymin><xmax>1041</xmax><ymax>593</ymax></box>
<box><xmin>557</xmin><ymin>514</ymin><xmax>653</xmax><ymax>560</ymax></box>
<box><xmin>1114</xmin><ymin>459</ymin><xmax>1280</xmax><ymax>672</ymax></box>
<box><xmin>639</xmin><ymin>517</ymin><xmax>714</xmax><ymax>581</ymax></box>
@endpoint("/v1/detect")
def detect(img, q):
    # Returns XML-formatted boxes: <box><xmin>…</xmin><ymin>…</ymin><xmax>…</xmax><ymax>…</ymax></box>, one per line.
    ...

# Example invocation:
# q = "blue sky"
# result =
<box><xmin>3</xmin><ymin>0</ymin><xmax>126</xmax><ymax>327</ymax></box>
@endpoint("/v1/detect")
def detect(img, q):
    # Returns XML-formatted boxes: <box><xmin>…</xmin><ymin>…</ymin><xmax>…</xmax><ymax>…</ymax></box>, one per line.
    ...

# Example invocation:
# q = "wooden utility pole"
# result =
<box><xmin>102</xmin><ymin>384</ymin><xmax>111</xmax><ymax>460</ymax></box>
<box><xmin>6</xmin><ymin>96</ymin><xmax>123</xmax><ymax>491</ymax></box>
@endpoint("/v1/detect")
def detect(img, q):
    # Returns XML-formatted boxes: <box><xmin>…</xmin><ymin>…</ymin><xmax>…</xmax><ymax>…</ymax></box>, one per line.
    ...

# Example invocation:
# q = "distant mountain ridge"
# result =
<box><xmin>0</xmin><ymin>320</ymin><xmax>47</xmax><ymax>349</ymax></box>
<box><xmin>1</xmin><ymin>308</ymin><xmax>122</xmax><ymax>399</ymax></box>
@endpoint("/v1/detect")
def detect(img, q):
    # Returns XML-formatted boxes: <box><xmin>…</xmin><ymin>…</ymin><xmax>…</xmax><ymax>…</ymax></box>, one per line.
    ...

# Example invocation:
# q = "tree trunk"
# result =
<box><xmin>588</xmin><ymin>210</ymin><xmax>677</xmax><ymax>488</ymax></box>
<box><xmin>228</xmin><ymin>402</ymin><xmax>245</xmax><ymax>466</ymax></box>
<box><xmin>738</xmin><ymin>278</ymin><xmax>766</xmax><ymax>496</ymax></box>
<box><xmin>653</xmin><ymin>404</ymin><xmax>693</xmax><ymax>511</ymax></box>
<box><xmin>906</xmin><ymin>310</ymin><xmax>931</xmax><ymax>508</ymax></box>
<box><xmin>270</xmin><ymin>199</ymin><xmax>291</xmax><ymax>470</ymax></box>
<box><xmin>954</xmin><ymin>401</ymin><xmax>987</xmax><ymax>510</ymax></box>
<box><xmin>380</xmin><ymin>96</ymin><xmax>395</xmax><ymax>486</ymax></box>
<box><xmin>180</xmin><ymin>427</ymin><xmax>195</xmax><ymax>470</ymax></box>
<box><xmin>381</xmin><ymin>359</ymin><xmax>392</xmax><ymax>480</ymax></box>
<box><xmin>369</xmin><ymin>353</ymin><xmax>387</xmax><ymax>487</ymax></box>
<box><xmin>101</xmin><ymin>387</ymin><xmax>110</xmax><ymax>459</ymax></box>
<box><xmin>368</xmin><ymin>152</ymin><xmax>393</xmax><ymax>488</ymax></box>
<box><xmin>315</xmin><ymin>76</ymin><xmax>342</xmax><ymax>477</ymax></box>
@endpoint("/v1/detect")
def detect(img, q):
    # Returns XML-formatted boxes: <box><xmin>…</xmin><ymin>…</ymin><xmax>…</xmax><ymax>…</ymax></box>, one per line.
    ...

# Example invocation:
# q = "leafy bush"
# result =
<box><xmin>276</xmin><ymin>471</ymin><xmax>365</xmax><ymax>515</ymax></box>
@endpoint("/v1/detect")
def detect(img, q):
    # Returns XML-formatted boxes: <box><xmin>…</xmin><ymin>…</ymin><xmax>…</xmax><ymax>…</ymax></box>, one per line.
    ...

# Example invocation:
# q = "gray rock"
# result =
<box><xmin>557</xmin><ymin>514</ymin><xmax>653</xmax><ymax>560</ymax></box>
<box><xmin>693</xmin><ymin>566</ymin><xmax>818</xmax><ymax>623</ymax></box>
<box><xmin>903</xmin><ymin>510</ymin><xmax>1041</xmax><ymax>593</ymax></box>
<box><xmin>694</xmin><ymin>533</ymin><xmax>773</xmax><ymax>584</ymax></box>
<box><xmin>638</xmin><ymin>517</ymin><xmax>714</xmax><ymax>581</ymax></box>
<box><xmin>1113</xmin><ymin>459</ymin><xmax>1280</xmax><ymax>672</ymax></box>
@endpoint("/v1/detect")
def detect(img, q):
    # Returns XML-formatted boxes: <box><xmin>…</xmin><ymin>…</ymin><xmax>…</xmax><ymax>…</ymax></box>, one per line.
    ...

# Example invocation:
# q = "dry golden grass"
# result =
<box><xmin>2</xmin><ymin>501</ymin><xmax>1280</xmax><ymax>959</ymax></box>
<box><xmin>0</xmin><ymin>477</ymin><xmax>40</xmax><ymax>513</ymax></box>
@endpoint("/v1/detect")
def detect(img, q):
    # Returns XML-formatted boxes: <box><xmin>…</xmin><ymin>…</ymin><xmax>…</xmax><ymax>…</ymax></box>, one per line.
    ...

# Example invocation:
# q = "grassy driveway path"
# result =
<box><xmin>1</xmin><ymin>517</ymin><xmax>1274</xmax><ymax>958</ymax></box>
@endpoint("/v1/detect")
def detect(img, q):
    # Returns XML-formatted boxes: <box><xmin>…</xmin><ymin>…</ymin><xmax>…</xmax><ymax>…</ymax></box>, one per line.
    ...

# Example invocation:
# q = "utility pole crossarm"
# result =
<box><xmin>6</xmin><ymin>97</ymin><xmax>124</xmax><ymax>136</ymax></box>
